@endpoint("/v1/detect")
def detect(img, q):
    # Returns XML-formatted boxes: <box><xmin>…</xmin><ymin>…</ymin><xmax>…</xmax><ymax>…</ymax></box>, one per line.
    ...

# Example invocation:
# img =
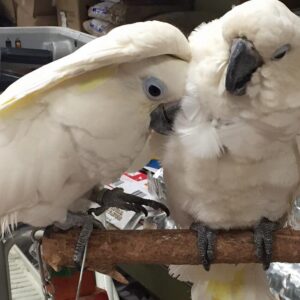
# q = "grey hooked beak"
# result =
<box><xmin>150</xmin><ymin>101</ymin><xmax>181</xmax><ymax>135</ymax></box>
<box><xmin>225</xmin><ymin>38</ymin><xmax>263</xmax><ymax>96</ymax></box>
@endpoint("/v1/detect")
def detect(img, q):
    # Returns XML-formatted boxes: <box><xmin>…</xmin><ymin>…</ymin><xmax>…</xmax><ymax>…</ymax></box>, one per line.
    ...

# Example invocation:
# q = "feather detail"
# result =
<box><xmin>169</xmin><ymin>264</ymin><xmax>275</xmax><ymax>300</ymax></box>
<box><xmin>177</xmin><ymin>123</ymin><xmax>224</xmax><ymax>159</ymax></box>
<box><xmin>0</xmin><ymin>211</ymin><xmax>18</xmax><ymax>238</ymax></box>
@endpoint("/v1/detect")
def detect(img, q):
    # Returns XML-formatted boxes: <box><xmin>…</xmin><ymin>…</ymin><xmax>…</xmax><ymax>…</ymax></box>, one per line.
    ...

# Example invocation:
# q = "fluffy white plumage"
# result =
<box><xmin>163</xmin><ymin>0</ymin><xmax>300</xmax><ymax>299</ymax></box>
<box><xmin>0</xmin><ymin>21</ymin><xmax>190</xmax><ymax>234</ymax></box>
<box><xmin>169</xmin><ymin>264</ymin><xmax>274</xmax><ymax>300</ymax></box>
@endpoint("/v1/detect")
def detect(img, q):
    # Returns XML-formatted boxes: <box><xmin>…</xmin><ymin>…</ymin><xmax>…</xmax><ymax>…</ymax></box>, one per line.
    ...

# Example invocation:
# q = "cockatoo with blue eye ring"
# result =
<box><xmin>0</xmin><ymin>20</ymin><xmax>190</xmax><ymax>265</ymax></box>
<box><xmin>163</xmin><ymin>0</ymin><xmax>300</xmax><ymax>299</ymax></box>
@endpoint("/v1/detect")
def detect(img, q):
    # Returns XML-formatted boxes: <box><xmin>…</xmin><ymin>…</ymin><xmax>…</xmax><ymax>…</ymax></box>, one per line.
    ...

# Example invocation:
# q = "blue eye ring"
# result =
<box><xmin>143</xmin><ymin>76</ymin><xmax>166</xmax><ymax>100</ymax></box>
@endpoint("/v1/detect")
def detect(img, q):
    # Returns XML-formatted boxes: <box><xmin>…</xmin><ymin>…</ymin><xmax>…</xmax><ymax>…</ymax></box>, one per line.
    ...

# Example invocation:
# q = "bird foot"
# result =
<box><xmin>52</xmin><ymin>211</ymin><xmax>104</xmax><ymax>268</ymax></box>
<box><xmin>190</xmin><ymin>222</ymin><xmax>216</xmax><ymax>271</ymax></box>
<box><xmin>254</xmin><ymin>217</ymin><xmax>280</xmax><ymax>270</ymax></box>
<box><xmin>88</xmin><ymin>187</ymin><xmax>170</xmax><ymax>217</ymax></box>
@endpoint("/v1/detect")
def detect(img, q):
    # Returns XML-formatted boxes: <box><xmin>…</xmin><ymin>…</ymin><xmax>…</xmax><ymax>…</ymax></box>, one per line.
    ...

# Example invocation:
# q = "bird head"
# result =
<box><xmin>223</xmin><ymin>0</ymin><xmax>300</xmax><ymax>112</ymax></box>
<box><xmin>188</xmin><ymin>0</ymin><xmax>300</xmax><ymax>119</ymax></box>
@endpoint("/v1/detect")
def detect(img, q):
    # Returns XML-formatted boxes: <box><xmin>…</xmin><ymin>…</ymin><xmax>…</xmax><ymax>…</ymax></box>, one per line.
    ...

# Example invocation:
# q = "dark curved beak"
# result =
<box><xmin>150</xmin><ymin>101</ymin><xmax>181</xmax><ymax>135</ymax></box>
<box><xmin>225</xmin><ymin>38</ymin><xmax>263</xmax><ymax>96</ymax></box>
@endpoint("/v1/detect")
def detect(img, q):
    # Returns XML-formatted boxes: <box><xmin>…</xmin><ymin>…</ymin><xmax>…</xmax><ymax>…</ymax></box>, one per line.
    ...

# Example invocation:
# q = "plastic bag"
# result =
<box><xmin>88</xmin><ymin>1</ymin><xmax>125</xmax><ymax>25</ymax></box>
<box><xmin>83</xmin><ymin>19</ymin><xmax>114</xmax><ymax>37</ymax></box>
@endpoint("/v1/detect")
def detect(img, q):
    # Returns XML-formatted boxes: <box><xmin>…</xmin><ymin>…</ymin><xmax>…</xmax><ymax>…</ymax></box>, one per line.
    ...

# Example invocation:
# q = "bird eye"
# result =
<box><xmin>271</xmin><ymin>44</ymin><xmax>291</xmax><ymax>60</ymax></box>
<box><xmin>143</xmin><ymin>77</ymin><xmax>166</xmax><ymax>100</ymax></box>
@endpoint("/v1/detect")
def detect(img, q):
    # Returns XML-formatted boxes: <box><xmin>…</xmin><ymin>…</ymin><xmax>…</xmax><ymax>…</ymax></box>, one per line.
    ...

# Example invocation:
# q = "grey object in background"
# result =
<box><xmin>289</xmin><ymin>196</ymin><xmax>300</xmax><ymax>230</ymax></box>
<box><xmin>0</xmin><ymin>26</ymin><xmax>94</xmax><ymax>60</ymax></box>
<box><xmin>268</xmin><ymin>263</ymin><xmax>300</xmax><ymax>300</ymax></box>
<box><xmin>293</xmin><ymin>9</ymin><xmax>300</xmax><ymax>16</ymax></box>
<box><xmin>0</xmin><ymin>26</ymin><xmax>94</xmax><ymax>91</ymax></box>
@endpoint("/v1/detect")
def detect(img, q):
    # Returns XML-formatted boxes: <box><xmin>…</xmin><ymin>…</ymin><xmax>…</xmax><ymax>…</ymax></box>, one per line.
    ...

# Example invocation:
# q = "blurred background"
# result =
<box><xmin>0</xmin><ymin>1</ymin><xmax>300</xmax><ymax>299</ymax></box>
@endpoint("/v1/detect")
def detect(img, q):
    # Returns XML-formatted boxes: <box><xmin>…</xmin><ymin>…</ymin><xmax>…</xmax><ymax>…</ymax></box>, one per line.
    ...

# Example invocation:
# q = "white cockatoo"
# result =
<box><xmin>0</xmin><ymin>21</ymin><xmax>190</xmax><ymax>263</ymax></box>
<box><xmin>163</xmin><ymin>0</ymin><xmax>300</xmax><ymax>299</ymax></box>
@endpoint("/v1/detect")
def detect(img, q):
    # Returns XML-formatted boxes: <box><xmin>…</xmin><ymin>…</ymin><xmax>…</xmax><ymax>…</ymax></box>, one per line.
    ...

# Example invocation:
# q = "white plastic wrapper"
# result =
<box><xmin>82</xmin><ymin>19</ymin><xmax>114</xmax><ymax>37</ymax></box>
<box><xmin>147</xmin><ymin>169</ymin><xmax>177</xmax><ymax>230</ymax></box>
<box><xmin>267</xmin><ymin>263</ymin><xmax>300</xmax><ymax>300</ymax></box>
<box><xmin>88</xmin><ymin>1</ymin><xmax>125</xmax><ymax>25</ymax></box>
<box><xmin>288</xmin><ymin>196</ymin><xmax>300</xmax><ymax>230</ymax></box>
<box><xmin>270</xmin><ymin>196</ymin><xmax>300</xmax><ymax>299</ymax></box>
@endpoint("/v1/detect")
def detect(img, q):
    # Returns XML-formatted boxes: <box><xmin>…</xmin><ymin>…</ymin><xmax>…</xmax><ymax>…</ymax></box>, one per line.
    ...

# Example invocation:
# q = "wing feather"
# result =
<box><xmin>0</xmin><ymin>21</ymin><xmax>190</xmax><ymax>111</ymax></box>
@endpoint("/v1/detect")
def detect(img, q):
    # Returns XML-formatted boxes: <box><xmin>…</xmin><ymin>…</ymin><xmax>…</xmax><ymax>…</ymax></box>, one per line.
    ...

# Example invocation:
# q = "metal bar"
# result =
<box><xmin>0</xmin><ymin>241</ymin><xmax>12</xmax><ymax>300</ymax></box>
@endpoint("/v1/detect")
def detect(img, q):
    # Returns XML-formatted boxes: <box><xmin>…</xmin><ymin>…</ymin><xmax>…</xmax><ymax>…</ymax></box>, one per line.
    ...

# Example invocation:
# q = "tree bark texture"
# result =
<box><xmin>41</xmin><ymin>228</ymin><xmax>300</xmax><ymax>275</ymax></box>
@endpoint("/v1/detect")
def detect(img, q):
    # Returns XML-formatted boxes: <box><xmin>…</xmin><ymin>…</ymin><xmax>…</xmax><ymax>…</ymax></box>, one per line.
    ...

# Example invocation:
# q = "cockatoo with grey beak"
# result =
<box><xmin>0</xmin><ymin>21</ymin><xmax>190</xmax><ymax>266</ymax></box>
<box><xmin>163</xmin><ymin>0</ymin><xmax>300</xmax><ymax>299</ymax></box>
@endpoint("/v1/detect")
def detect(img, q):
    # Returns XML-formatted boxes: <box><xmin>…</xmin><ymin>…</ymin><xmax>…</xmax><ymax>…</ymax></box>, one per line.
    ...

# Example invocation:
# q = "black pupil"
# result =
<box><xmin>148</xmin><ymin>85</ymin><xmax>161</xmax><ymax>97</ymax></box>
<box><xmin>274</xmin><ymin>51</ymin><xmax>286</xmax><ymax>59</ymax></box>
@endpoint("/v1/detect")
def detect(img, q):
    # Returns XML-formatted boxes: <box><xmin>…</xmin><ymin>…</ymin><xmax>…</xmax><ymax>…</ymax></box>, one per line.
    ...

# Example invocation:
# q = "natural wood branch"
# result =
<box><xmin>42</xmin><ymin>228</ymin><xmax>300</xmax><ymax>274</ymax></box>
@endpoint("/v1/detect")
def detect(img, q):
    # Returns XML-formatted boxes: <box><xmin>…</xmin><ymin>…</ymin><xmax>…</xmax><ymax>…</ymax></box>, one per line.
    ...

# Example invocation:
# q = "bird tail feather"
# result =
<box><xmin>169</xmin><ymin>264</ymin><xmax>276</xmax><ymax>300</ymax></box>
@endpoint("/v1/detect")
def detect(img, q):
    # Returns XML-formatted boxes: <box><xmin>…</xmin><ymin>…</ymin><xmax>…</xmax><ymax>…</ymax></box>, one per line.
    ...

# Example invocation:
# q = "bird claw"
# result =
<box><xmin>88</xmin><ymin>187</ymin><xmax>170</xmax><ymax>217</ymax></box>
<box><xmin>190</xmin><ymin>222</ymin><xmax>216</xmax><ymax>271</ymax></box>
<box><xmin>54</xmin><ymin>212</ymin><xmax>104</xmax><ymax>269</ymax></box>
<box><xmin>254</xmin><ymin>217</ymin><xmax>279</xmax><ymax>270</ymax></box>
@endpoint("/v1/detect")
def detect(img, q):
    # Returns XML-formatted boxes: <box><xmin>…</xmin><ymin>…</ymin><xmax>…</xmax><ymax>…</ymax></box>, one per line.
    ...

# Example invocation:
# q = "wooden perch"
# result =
<box><xmin>42</xmin><ymin>228</ymin><xmax>300</xmax><ymax>275</ymax></box>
